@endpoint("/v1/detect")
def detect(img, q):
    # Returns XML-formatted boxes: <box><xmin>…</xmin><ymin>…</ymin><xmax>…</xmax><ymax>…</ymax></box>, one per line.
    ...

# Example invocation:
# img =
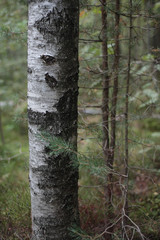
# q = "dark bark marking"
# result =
<box><xmin>66</xmin><ymin>72</ymin><xmax>78</xmax><ymax>84</ymax></box>
<box><xmin>37</xmin><ymin>44</ymin><xmax>45</xmax><ymax>49</ymax></box>
<box><xmin>27</xmin><ymin>67</ymin><xmax>32</xmax><ymax>74</ymax></box>
<box><xmin>36</xmin><ymin>167</ymin><xmax>78</xmax><ymax>189</ymax></box>
<box><xmin>30</xmin><ymin>186</ymin><xmax>37</xmax><ymax>196</ymax></box>
<box><xmin>33</xmin><ymin>215</ymin><xmax>77</xmax><ymax>240</ymax></box>
<box><xmin>28</xmin><ymin>109</ymin><xmax>77</xmax><ymax>138</ymax></box>
<box><xmin>55</xmin><ymin>89</ymin><xmax>78</xmax><ymax>113</ymax></box>
<box><xmin>40</xmin><ymin>55</ymin><xmax>56</xmax><ymax>65</ymax></box>
<box><xmin>31</xmin><ymin>155</ymin><xmax>73</xmax><ymax>177</ymax></box>
<box><xmin>34</xmin><ymin>7</ymin><xmax>78</xmax><ymax>44</ymax></box>
<box><xmin>33</xmin><ymin>215</ymin><xmax>67</xmax><ymax>228</ymax></box>
<box><xmin>45</xmin><ymin>73</ymin><xmax>58</xmax><ymax>88</ymax></box>
<box><xmin>56</xmin><ymin>72</ymin><xmax>78</xmax><ymax>89</ymax></box>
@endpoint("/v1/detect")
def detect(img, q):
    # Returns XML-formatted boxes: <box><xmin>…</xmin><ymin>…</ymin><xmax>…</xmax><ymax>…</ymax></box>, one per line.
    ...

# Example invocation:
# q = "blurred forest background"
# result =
<box><xmin>0</xmin><ymin>0</ymin><xmax>160</xmax><ymax>239</ymax></box>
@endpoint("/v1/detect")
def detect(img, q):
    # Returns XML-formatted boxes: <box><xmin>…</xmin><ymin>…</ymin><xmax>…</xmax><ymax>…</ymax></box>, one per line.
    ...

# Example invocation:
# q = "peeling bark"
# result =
<box><xmin>28</xmin><ymin>0</ymin><xmax>79</xmax><ymax>239</ymax></box>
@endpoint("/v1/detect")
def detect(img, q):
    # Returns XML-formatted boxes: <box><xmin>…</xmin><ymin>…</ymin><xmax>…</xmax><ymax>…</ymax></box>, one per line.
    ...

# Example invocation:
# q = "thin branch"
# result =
<box><xmin>79</xmin><ymin>38</ymin><xmax>102</xmax><ymax>43</ymax></box>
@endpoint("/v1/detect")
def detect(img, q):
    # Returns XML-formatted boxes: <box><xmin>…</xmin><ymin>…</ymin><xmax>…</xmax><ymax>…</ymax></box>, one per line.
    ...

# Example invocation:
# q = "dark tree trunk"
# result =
<box><xmin>122</xmin><ymin>0</ymin><xmax>133</xmax><ymax>239</ymax></box>
<box><xmin>110</xmin><ymin>0</ymin><xmax>120</xmax><ymax>171</ymax></box>
<box><xmin>101</xmin><ymin>1</ymin><xmax>113</xmax><ymax>239</ymax></box>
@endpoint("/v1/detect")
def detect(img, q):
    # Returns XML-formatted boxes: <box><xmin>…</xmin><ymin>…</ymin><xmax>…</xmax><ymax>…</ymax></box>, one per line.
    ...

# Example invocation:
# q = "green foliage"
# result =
<box><xmin>0</xmin><ymin>152</ymin><xmax>30</xmax><ymax>239</ymax></box>
<box><xmin>141</xmin><ymin>53</ymin><xmax>155</xmax><ymax>61</ymax></box>
<box><xmin>140</xmin><ymin>89</ymin><xmax>158</xmax><ymax>108</ymax></box>
<box><xmin>80</xmin><ymin>0</ymin><xmax>89</xmax><ymax>9</ymax></box>
<box><xmin>79</xmin><ymin>153</ymin><xmax>108</xmax><ymax>181</ymax></box>
<box><xmin>70</xmin><ymin>224</ymin><xmax>90</xmax><ymax>240</ymax></box>
<box><xmin>142</xmin><ymin>118</ymin><xmax>160</xmax><ymax>131</ymax></box>
<box><xmin>0</xmin><ymin>184</ymin><xmax>31</xmax><ymax>240</ymax></box>
<box><xmin>0</xmin><ymin>185</ymin><xmax>30</xmax><ymax>224</ymax></box>
<box><xmin>141</xmin><ymin>193</ymin><xmax>160</xmax><ymax>219</ymax></box>
<box><xmin>38</xmin><ymin>132</ymin><xmax>78</xmax><ymax>166</ymax></box>
<box><xmin>153</xmin><ymin>2</ymin><xmax>160</xmax><ymax>13</ymax></box>
<box><xmin>0</xmin><ymin>0</ymin><xmax>27</xmax><ymax>103</ymax></box>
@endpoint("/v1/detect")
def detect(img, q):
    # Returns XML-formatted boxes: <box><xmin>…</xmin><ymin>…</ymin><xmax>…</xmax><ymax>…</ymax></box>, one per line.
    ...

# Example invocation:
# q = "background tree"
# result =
<box><xmin>79</xmin><ymin>0</ymin><xmax>160</xmax><ymax>239</ymax></box>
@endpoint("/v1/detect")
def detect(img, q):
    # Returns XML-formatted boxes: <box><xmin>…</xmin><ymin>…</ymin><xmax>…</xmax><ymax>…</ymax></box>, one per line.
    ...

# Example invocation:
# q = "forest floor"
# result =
<box><xmin>0</xmin><ymin>114</ymin><xmax>160</xmax><ymax>240</ymax></box>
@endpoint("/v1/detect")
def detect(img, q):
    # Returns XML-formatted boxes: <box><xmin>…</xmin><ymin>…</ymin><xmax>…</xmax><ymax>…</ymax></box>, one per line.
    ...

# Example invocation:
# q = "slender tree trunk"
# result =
<box><xmin>124</xmin><ymin>0</ymin><xmax>132</xmax><ymax>215</ymax></box>
<box><xmin>110</xmin><ymin>0</ymin><xmax>120</xmax><ymax>179</ymax></box>
<box><xmin>101</xmin><ymin>0</ymin><xmax>110</xmax><ymax>160</ymax></box>
<box><xmin>0</xmin><ymin>109</ymin><xmax>5</xmax><ymax>145</ymax></box>
<box><xmin>101</xmin><ymin>1</ymin><xmax>120</xmax><ymax>238</ymax></box>
<box><xmin>101</xmin><ymin>1</ymin><xmax>113</xmax><ymax>239</ymax></box>
<box><xmin>28</xmin><ymin>1</ymin><xmax>80</xmax><ymax>239</ymax></box>
<box><xmin>122</xmin><ymin>0</ymin><xmax>132</xmax><ymax>238</ymax></box>
<box><xmin>101</xmin><ymin>0</ymin><xmax>110</xmax><ymax>190</ymax></box>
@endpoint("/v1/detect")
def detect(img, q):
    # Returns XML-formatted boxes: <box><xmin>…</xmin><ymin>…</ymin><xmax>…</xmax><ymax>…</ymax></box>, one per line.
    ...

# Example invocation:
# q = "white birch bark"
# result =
<box><xmin>28</xmin><ymin>0</ymin><xmax>79</xmax><ymax>239</ymax></box>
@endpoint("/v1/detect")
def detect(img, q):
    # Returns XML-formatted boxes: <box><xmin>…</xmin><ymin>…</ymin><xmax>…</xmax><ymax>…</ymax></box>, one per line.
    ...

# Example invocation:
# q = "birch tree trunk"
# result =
<box><xmin>28</xmin><ymin>0</ymin><xmax>79</xmax><ymax>239</ymax></box>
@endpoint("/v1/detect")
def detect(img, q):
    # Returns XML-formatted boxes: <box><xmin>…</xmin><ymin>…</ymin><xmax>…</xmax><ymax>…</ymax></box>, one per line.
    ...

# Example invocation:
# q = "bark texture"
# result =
<box><xmin>28</xmin><ymin>1</ymin><xmax>79</xmax><ymax>239</ymax></box>
<box><xmin>101</xmin><ymin>0</ymin><xmax>110</xmax><ymax>167</ymax></box>
<box><xmin>124</xmin><ymin>0</ymin><xmax>133</xmax><ymax>227</ymax></box>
